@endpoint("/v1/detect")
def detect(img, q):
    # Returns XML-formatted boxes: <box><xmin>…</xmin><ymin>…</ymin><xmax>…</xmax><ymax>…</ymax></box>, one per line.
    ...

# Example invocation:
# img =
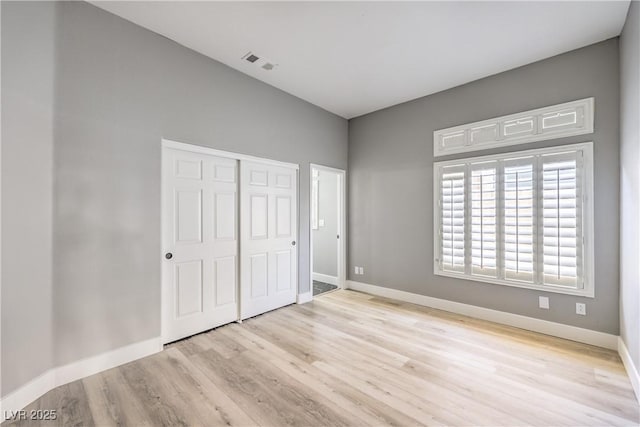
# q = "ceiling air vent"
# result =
<box><xmin>242</xmin><ymin>52</ymin><xmax>277</xmax><ymax>71</ymax></box>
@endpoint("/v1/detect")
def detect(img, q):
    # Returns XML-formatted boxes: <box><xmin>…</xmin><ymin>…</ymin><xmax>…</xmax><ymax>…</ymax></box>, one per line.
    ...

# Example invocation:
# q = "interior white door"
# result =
<box><xmin>240</xmin><ymin>161</ymin><xmax>298</xmax><ymax>319</ymax></box>
<box><xmin>162</xmin><ymin>147</ymin><xmax>239</xmax><ymax>343</ymax></box>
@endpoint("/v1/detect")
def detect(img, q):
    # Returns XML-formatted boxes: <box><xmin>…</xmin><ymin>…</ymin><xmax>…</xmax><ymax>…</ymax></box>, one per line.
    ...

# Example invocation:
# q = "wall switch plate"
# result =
<box><xmin>319</xmin><ymin>219</ymin><xmax>325</xmax><ymax>227</ymax></box>
<box><xmin>359</xmin><ymin>267</ymin><xmax>364</xmax><ymax>275</ymax></box>
<box><xmin>576</xmin><ymin>303</ymin><xmax>586</xmax><ymax>316</ymax></box>
<box><xmin>539</xmin><ymin>296</ymin><xmax>549</xmax><ymax>309</ymax></box>
<box><xmin>354</xmin><ymin>266</ymin><xmax>359</xmax><ymax>275</ymax></box>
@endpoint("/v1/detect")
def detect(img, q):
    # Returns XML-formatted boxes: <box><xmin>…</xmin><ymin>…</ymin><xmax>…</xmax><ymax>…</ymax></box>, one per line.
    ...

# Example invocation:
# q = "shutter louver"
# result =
<box><xmin>471</xmin><ymin>164</ymin><xmax>497</xmax><ymax>277</ymax></box>
<box><xmin>503</xmin><ymin>158</ymin><xmax>535</xmax><ymax>282</ymax></box>
<box><xmin>540</xmin><ymin>151</ymin><xmax>583</xmax><ymax>288</ymax></box>
<box><xmin>440</xmin><ymin>166</ymin><xmax>465</xmax><ymax>273</ymax></box>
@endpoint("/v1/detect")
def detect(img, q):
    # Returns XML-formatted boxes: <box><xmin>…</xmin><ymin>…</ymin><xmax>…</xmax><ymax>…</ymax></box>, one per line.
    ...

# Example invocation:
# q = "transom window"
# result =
<box><xmin>434</xmin><ymin>142</ymin><xmax>594</xmax><ymax>297</ymax></box>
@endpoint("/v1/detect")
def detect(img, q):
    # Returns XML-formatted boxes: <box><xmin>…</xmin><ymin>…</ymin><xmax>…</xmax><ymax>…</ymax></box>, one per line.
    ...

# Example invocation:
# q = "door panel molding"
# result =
<box><xmin>240</xmin><ymin>160</ymin><xmax>298</xmax><ymax>319</ymax></box>
<box><xmin>162</xmin><ymin>146</ymin><xmax>239</xmax><ymax>343</ymax></box>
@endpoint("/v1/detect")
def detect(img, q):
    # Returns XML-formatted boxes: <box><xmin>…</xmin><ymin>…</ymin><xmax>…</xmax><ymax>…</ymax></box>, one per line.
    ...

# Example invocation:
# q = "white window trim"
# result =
<box><xmin>433</xmin><ymin>98</ymin><xmax>594</xmax><ymax>157</ymax></box>
<box><xmin>433</xmin><ymin>142</ymin><xmax>595</xmax><ymax>298</ymax></box>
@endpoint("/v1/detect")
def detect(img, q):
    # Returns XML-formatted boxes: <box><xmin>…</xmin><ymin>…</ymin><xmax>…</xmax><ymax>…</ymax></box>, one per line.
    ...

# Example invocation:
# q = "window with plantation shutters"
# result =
<box><xmin>434</xmin><ymin>142</ymin><xmax>594</xmax><ymax>297</ymax></box>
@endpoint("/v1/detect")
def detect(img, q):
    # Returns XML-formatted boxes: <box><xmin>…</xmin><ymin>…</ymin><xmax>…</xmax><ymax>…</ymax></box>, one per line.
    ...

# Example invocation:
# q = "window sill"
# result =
<box><xmin>434</xmin><ymin>269</ymin><xmax>595</xmax><ymax>298</ymax></box>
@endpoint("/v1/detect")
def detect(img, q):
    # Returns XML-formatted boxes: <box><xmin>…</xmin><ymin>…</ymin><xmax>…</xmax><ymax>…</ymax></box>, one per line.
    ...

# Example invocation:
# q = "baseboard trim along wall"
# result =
<box><xmin>312</xmin><ymin>272</ymin><xmax>338</xmax><ymax>286</ymax></box>
<box><xmin>346</xmin><ymin>280</ymin><xmax>619</xmax><ymax>350</ymax></box>
<box><xmin>0</xmin><ymin>370</ymin><xmax>55</xmax><ymax>421</ymax></box>
<box><xmin>55</xmin><ymin>337</ymin><xmax>162</xmax><ymax>386</ymax></box>
<box><xmin>296</xmin><ymin>291</ymin><xmax>313</xmax><ymax>304</ymax></box>
<box><xmin>618</xmin><ymin>337</ymin><xmax>640</xmax><ymax>404</ymax></box>
<box><xmin>0</xmin><ymin>337</ymin><xmax>162</xmax><ymax>417</ymax></box>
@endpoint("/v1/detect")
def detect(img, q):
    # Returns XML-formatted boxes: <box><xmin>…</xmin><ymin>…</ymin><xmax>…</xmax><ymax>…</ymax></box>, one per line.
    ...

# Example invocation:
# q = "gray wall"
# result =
<box><xmin>620</xmin><ymin>1</ymin><xmax>639</xmax><ymax>368</ymax></box>
<box><xmin>1</xmin><ymin>1</ymin><xmax>56</xmax><ymax>397</ymax></box>
<box><xmin>52</xmin><ymin>0</ymin><xmax>347</xmax><ymax>366</ymax></box>
<box><xmin>1</xmin><ymin>0</ymin><xmax>347</xmax><ymax>395</ymax></box>
<box><xmin>313</xmin><ymin>170</ymin><xmax>338</xmax><ymax>277</ymax></box>
<box><xmin>349</xmin><ymin>39</ymin><xmax>620</xmax><ymax>334</ymax></box>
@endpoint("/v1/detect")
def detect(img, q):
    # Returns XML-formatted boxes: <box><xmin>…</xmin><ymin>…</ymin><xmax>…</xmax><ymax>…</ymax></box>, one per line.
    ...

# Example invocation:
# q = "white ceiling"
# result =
<box><xmin>92</xmin><ymin>1</ymin><xmax>630</xmax><ymax>119</ymax></box>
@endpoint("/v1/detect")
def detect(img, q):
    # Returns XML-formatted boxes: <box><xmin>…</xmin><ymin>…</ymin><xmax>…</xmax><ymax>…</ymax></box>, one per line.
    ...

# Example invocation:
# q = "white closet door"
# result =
<box><xmin>240</xmin><ymin>161</ymin><xmax>298</xmax><ymax>319</ymax></box>
<box><xmin>162</xmin><ymin>147</ymin><xmax>238</xmax><ymax>343</ymax></box>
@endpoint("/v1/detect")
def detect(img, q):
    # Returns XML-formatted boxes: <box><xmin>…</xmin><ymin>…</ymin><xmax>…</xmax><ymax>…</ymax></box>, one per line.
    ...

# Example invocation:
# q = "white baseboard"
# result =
<box><xmin>1</xmin><ymin>337</ymin><xmax>162</xmax><ymax>418</ymax></box>
<box><xmin>55</xmin><ymin>337</ymin><xmax>162</xmax><ymax>386</ymax></box>
<box><xmin>297</xmin><ymin>291</ymin><xmax>313</xmax><ymax>304</ymax></box>
<box><xmin>0</xmin><ymin>370</ymin><xmax>55</xmax><ymax>420</ymax></box>
<box><xmin>618</xmin><ymin>337</ymin><xmax>640</xmax><ymax>404</ymax></box>
<box><xmin>346</xmin><ymin>280</ymin><xmax>618</xmax><ymax>350</ymax></box>
<box><xmin>312</xmin><ymin>272</ymin><xmax>338</xmax><ymax>286</ymax></box>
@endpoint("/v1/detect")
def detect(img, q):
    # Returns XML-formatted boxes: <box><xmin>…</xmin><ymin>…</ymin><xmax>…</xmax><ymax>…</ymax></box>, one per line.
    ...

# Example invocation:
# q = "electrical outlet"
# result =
<box><xmin>319</xmin><ymin>219</ymin><xmax>325</xmax><ymax>227</ymax></box>
<box><xmin>354</xmin><ymin>266</ymin><xmax>359</xmax><ymax>275</ymax></box>
<box><xmin>539</xmin><ymin>296</ymin><xmax>549</xmax><ymax>309</ymax></box>
<box><xmin>359</xmin><ymin>267</ymin><xmax>364</xmax><ymax>275</ymax></box>
<box><xmin>576</xmin><ymin>303</ymin><xmax>586</xmax><ymax>316</ymax></box>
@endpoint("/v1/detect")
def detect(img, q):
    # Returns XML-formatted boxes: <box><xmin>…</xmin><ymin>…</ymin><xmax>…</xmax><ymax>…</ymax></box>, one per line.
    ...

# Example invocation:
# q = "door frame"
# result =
<box><xmin>309</xmin><ymin>164</ymin><xmax>347</xmax><ymax>297</ymax></box>
<box><xmin>160</xmin><ymin>138</ymin><xmax>299</xmax><ymax>343</ymax></box>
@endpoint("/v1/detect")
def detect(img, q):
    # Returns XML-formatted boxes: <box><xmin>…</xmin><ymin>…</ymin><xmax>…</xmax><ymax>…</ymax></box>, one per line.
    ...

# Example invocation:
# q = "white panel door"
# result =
<box><xmin>241</xmin><ymin>161</ymin><xmax>298</xmax><ymax>319</ymax></box>
<box><xmin>162</xmin><ymin>147</ymin><xmax>238</xmax><ymax>343</ymax></box>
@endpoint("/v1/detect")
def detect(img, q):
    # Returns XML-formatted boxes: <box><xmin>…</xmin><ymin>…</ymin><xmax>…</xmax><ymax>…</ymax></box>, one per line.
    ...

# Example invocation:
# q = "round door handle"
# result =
<box><xmin>291</xmin><ymin>241</ymin><xmax>296</xmax><ymax>246</ymax></box>
<box><xmin>165</xmin><ymin>252</ymin><xmax>173</xmax><ymax>260</ymax></box>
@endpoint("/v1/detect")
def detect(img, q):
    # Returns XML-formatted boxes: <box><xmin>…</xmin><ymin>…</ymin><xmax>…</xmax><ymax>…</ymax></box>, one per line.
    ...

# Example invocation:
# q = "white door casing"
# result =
<box><xmin>162</xmin><ymin>147</ymin><xmax>239</xmax><ymax>343</ymax></box>
<box><xmin>240</xmin><ymin>161</ymin><xmax>298</xmax><ymax>319</ymax></box>
<box><xmin>310</xmin><ymin>164</ymin><xmax>347</xmax><ymax>293</ymax></box>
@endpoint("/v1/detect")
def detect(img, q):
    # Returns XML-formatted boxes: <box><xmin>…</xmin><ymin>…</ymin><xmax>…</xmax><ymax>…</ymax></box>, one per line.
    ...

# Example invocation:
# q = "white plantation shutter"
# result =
<box><xmin>440</xmin><ymin>166</ymin><xmax>466</xmax><ymax>273</ymax></box>
<box><xmin>503</xmin><ymin>158</ymin><xmax>535</xmax><ymax>282</ymax></box>
<box><xmin>434</xmin><ymin>143</ymin><xmax>593</xmax><ymax>297</ymax></box>
<box><xmin>540</xmin><ymin>151</ymin><xmax>583</xmax><ymax>288</ymax></box>
<box><xmin>470</xmin><ymin>163</ymin><xmax>498</xmax><ymax>277</ymax></box>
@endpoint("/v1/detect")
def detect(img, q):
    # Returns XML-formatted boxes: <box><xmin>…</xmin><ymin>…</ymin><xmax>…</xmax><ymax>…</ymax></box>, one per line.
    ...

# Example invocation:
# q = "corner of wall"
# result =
<box><xmin>619</xmin><ymin>337</ymin><xmax>640</xmax><ymax>403</ymax></box>
<box><xmin>619</xmin><ymin>0</ymin><xmax>640</xmax><ymax>384</ymax></box>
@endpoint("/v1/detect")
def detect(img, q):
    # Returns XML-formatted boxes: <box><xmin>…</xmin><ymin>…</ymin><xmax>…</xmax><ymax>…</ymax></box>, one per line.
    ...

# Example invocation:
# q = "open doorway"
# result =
<box><xmin>310</xmin><ymin>164</ymin><xmax>346</xmax><ymax>297</ymax></box>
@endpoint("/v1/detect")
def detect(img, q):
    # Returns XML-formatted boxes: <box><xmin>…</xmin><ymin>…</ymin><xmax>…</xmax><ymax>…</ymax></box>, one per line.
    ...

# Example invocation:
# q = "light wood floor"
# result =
<box><xmin>6</xmin><ymin>290</ymin><xmax>640</xmax><ymax>426</ymax></box>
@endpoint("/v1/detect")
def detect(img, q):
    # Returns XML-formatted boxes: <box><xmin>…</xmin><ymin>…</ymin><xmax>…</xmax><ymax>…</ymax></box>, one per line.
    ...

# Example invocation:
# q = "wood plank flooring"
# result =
<box><xmin>5</xmin><ymin>290</ymin><xmax>639</xmax><ymax>426</ymax></box>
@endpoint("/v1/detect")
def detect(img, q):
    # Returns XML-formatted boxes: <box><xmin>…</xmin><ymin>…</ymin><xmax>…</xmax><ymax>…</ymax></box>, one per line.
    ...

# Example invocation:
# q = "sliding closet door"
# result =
<box><xmin>240</xmin><ymin>161</ymin><xmax>298</xmax><ymax>319</ymax></box>
<box><xmin>162</xmin><ymin>147</ymin><xmax>239</xmax><ymax>343</ymax></box>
